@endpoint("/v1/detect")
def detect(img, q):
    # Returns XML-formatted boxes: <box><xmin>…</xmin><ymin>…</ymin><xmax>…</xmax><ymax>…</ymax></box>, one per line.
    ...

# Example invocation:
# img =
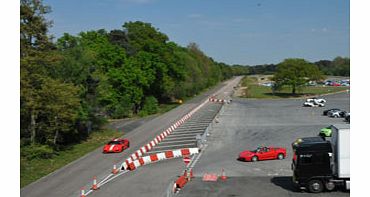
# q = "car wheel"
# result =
<box><xmin>277</xmin><ymin>153</ymin><xmax>284</xmax><ymax>160</ymax></box>
<box><xmin>307</xmin><ymin>179</ymin><xmax>324</xmax><ymax>193</ymax></box>
<box><xmin>251</xmin><ymin>156</ymin><xmax>258</xmax><ymax>162</ymax></box>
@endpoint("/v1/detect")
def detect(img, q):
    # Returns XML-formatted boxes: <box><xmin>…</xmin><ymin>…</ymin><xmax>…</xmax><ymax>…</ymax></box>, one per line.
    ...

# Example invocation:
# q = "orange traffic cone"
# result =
<box><xmin>112</xmin><ymin>164</ymin><xmax>119</xmax><ymax>174</ymax></box>
<box><xmin>92</xmin><ymin>176</ymin><xmax>98</xmax><ymax>190</ymax></box>
<box><xmin>220</xmin><ymin>168</ymin><xmax>227</xmax><ymax>180</ymax></box>
<box><xmin>80</xmin><ymin>187</ymin><xmax>86</xmax><ymax>197</ymax></box>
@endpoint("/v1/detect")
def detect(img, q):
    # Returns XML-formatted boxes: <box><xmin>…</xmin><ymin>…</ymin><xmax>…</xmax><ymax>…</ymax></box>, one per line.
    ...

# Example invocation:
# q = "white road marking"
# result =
<box><xmin>98</xmin><ymin>170</ymin><xmax>129</xmax><ymax>188</ymax></box>
<box><xmin>169</xmin><ymin>132</ymin><xmax>202</xmax><ymax>137</ymax></box>
<box><xmin>162</xmin><ymin>136</ymin><xmax>195</xmax><ymax>140</ymax></box>
<box><xmin>152</xmin><ymin>143</ymin><xmax>195</xmax><ymax>149</ymax></box>
<box><xmin>158</xmin><ymin>139</ymin><xmax>196</xmax><ymax>144</ymax></box>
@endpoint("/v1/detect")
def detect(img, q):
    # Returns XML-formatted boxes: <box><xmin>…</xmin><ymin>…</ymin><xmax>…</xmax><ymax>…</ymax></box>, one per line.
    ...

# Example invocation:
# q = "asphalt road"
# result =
<box><xmin>178</xmin><ymin>92</ymin><xmax>350</xmax><ymax>196</ymax></box>
<box><xmin>20</xmin><ymin>76</ymin><xmax>242</xmax><ymax>197</ymax></box>
<box><xmin>86</xmin><ymin>76</ymin><xmax>242</xmax><ymax>197</ymax></box>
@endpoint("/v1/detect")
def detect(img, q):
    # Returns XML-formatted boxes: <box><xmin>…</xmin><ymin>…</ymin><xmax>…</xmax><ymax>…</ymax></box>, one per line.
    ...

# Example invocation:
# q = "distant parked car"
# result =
<box><xmin>103</xmin><ymin>138</ymin><xmax>130</xmax><ymax>153</ymax></box>
<box><xmin>303</xmin><ymin>101</ymin><xmax>325</xmax><ymax>107</ymax></box>
<box><xmin>238</xmin><ymin>146</ymin><xmax>287</xmax><ymax>162</ymax></box>
<box><xmin>323</xmin><ymin>108</ymin><xmax>341</xmax><ymax>116</ymax></box>
<box><xmin>324</xmin><ymin>80</ymin><xmax>332</xmax><ymax>86</ymax></box>
<box><xmin>306</xmin><ymin>97</ymin><xmax>326</xmax><ymax>103</ymax></box>
<box><xmin>328</xmin><ymin>110</ymin><xmax>347</xmax><ymax>118</ymax></box>
<box><xmin>319</xmin><ymin>126</ymin><xmax>332</xmax><ymax>137</ymax></box>
<box><xmin>345</xmin><ymin>113</ymin><xmax>350</xmax><ymax>123</ymax></box>
<box><xmin>331</xmin><ymin>82</ymin><xmax>341</xmax><ymax>86</ymax></box>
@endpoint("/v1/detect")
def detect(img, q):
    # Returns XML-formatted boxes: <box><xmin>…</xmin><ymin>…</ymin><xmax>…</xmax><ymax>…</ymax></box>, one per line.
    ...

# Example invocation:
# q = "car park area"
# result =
<box><xmin>178</xmin><ymin>92</ymin><xmax>350</xmax><ymax>196</ymax></box>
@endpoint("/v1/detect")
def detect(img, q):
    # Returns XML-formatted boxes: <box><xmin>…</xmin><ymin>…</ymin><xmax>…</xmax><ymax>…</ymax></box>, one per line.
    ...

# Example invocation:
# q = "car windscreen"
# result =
<box><xmin>108</xmin><ymin>141</ymin><xmax>121</xmax><ymax>145</ymax></box>
<box><xmin>252</xmin><ymin>147</ymin><xmax>264</xmax><ymax>152</ymax></box>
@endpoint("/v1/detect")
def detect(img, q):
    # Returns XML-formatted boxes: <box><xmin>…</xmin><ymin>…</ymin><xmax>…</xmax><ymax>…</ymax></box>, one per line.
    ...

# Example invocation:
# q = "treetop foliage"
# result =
<box><xmin>272</xmin><ymin>58</ymin><xmax>324</xmax><ymax>94</ymax></box>
<box><xmin>20</xmin><ymin>0</ymin><xmax>248</xmax><ymax>149</ymax></box>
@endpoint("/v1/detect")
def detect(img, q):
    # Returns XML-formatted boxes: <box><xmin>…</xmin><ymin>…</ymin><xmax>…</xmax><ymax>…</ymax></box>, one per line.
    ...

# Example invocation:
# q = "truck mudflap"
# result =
<box><xmin>345</xmin><ymin>180</ymin><xmax>350</xmax><ymax>190</ymax></box>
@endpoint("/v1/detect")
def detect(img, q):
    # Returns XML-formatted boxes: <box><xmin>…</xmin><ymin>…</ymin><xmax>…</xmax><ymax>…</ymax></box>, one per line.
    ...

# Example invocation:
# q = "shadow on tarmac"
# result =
<box><xmin>270</xmin><ymin>176</ymin><xmax>300</xmax><ymax>193</ymax></box>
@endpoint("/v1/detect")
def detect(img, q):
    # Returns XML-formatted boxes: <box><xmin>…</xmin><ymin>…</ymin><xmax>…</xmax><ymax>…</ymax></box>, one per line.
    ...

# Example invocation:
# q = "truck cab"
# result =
<box><xmin>292</xmin><ymin>137</ymin><xmax>333</xmax><ymax>192</ymax></box>
<box><xmin>292</xmin><ymin>125</ymin><xmax>350</xmax><ymax>193</ymax></box>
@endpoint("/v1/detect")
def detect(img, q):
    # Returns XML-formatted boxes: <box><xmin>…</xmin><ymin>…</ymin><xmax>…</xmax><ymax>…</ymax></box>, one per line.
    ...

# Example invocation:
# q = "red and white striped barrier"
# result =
<box><xmin>127</xmin><ymin>148</ymin><xmax>199</xmax><ymax>170</ymax></box>
<box><xmin>209</xmin><ymin>98</ymin><xmax>229</xmax><ymax>104</ymax></box>
<box><xmin>120</xmin><ymin>98</ymin><xmax>208</xmax><ymax>170</ymax></box>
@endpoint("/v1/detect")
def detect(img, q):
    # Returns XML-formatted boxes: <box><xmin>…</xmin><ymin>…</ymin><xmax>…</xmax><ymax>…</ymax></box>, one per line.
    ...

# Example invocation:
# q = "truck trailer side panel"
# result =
<box><xmin>330</xmin><ymin>125</ymin><xmax>350</xmax><ymax>178</ymax></box>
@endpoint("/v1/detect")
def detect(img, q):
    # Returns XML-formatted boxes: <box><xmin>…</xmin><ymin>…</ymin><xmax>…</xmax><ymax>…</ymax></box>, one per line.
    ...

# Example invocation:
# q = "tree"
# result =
<box><xmin>273</xmin><ymin>58</ymin><xmax>323</xmax><ymax>94</ymax></box>
<box><xmin>331</xmin><ymin>57</ymin><xmax>350</xmax><ymax>76</ymax></box>
<box><xmin>21</xmin><ymin>0</ymin><xmax>55</xmax><ymax>144</ymax></box>
<box><xmin>21</xmin><ymin>0</ymin><xmax>54</xmax><ymax>57</ymax></box>
<box><xmin>21</xmin><ymin>0</ymin><xmax>83</xmax><ymax>147</ymax></box>
<box><xmin>314</xmin><ymin>57</ymin><xmax>350</xmax><ymax>76</ymax></box>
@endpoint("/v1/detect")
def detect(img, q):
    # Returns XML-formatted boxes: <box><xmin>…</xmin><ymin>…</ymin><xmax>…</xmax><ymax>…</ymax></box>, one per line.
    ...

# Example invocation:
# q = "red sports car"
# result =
<box><xmin>103</xmin><ymin>138</ymin><xmax>130</xmax><ymax>153</ymax></box>
<box><xmin>238</xmin><ymin>146</ymin><xmax>286</xmax><ymax>162</ymax></box>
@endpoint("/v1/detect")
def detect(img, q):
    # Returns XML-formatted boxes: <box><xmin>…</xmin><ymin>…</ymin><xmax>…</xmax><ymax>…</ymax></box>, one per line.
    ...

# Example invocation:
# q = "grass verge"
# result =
<box><xmin>239</xmin><ymin>76</ymin><xmax>349</xmax><ymax>99</ymax></box>
<box><xmin>158</xmin><ymin>103</ymin><xmax>180</xmax><ymax>114</ymax></box>
<box><xmin>20</xmin><ymin>130</ymin><xmax>121</xmax><ymax>188</ymax></box>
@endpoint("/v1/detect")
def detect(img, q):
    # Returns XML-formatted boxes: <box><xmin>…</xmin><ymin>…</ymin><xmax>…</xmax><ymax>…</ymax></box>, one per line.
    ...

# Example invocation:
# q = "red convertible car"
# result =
<box><xmin>103</xmin><ymin>138</ymin><xmax>130</xmax><ymax>153</ymax></box>
<box><xmin>238</xmin><ymin>146</ymin><xmax>286</xmax><ymax>162</ymax></box>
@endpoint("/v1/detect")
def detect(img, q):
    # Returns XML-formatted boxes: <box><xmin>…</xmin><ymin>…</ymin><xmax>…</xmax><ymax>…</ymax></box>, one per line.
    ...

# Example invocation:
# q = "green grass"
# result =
<box><xmin>158</xmin><ymin>103</ymin><xmax>180</xmax><ymax>114</ymax></box>
<box><xmin>20</xmin><ymin>130</ymin><xmax>122</xmax><ymax>188</ymax></box>
<box><xmin>240</xmin><ymin>76</ymin><xmax>349</xmax><ymax>99</ymax></box>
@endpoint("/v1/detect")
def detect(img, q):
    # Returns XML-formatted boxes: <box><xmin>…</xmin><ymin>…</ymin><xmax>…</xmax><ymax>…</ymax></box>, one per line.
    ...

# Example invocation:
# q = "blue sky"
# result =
<box><xmin>44</xmin><ymin>0</ymin><xmax>349</xmax><ymax>65</ymax></box>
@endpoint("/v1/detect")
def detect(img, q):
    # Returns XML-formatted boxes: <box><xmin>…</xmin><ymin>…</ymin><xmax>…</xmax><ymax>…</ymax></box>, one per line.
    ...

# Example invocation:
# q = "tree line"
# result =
<box><xmin>243</xmin><ymin>57</ymin><xmax>350</xmax><ymax>76</ymax></box>
<box><xmin>20</xmin><ymin>0</ymin><xmax>248</xmax><ymax>152</ymax></box>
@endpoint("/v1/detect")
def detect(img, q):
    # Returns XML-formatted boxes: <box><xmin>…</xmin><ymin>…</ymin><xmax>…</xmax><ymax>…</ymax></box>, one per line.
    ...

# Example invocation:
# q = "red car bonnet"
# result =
<box><xmin>240</xmin><ymin>150</ymin><xmax>253</xmax><ymax>156</ymax></box>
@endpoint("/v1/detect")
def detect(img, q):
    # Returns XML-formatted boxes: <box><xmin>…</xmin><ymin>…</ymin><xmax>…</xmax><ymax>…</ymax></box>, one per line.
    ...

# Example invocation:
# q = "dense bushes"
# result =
<box><xmin>21</xmin><ymin>144</ymin><xmax>56</xmax><ymax>160</ymax></box>
<box><xmin>139</xmin><ymin>96</ymin><xmax>159</xmax><ymax>117</ymax></box>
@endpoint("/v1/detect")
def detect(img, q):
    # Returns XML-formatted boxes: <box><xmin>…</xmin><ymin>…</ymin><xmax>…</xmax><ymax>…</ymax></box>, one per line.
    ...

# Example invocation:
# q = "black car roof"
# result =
<box><xmin>325</xmin><ymin>108</ymin><xmax>340</xmax><ymax>112</ymax></box>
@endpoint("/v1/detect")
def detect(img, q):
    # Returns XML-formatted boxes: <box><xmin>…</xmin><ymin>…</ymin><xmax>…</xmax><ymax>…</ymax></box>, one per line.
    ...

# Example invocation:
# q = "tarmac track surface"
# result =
<box><xmin>20</xmin><ymin>77</ymin><xmax>242</xmax><ymax>197</ymax></box>
<box><xmin>178</xmin><ymin>92</ymin><xmax>350</xmax><ymax>196</ymax></box>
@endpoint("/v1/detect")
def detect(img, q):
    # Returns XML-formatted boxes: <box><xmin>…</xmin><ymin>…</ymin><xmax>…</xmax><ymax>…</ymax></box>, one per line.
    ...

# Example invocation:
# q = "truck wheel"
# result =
<box><xmin>251</xmin><ymin>156</ymin><xmax>258</xmax><ymax>162</ymax></box>
<box><xmin>307</xmin><ymin>179</ymin><xmax>324</xmax><ymax>193</ymax></box>
<box><xmin>277</xmin><ymin>153</ymin><xmax>284</xmax><ymax>160</ymax></box>
<box><xmin>325</xmin><ymin>181</ymin><xmax>335</xmax><ymax>191</ymax></box>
